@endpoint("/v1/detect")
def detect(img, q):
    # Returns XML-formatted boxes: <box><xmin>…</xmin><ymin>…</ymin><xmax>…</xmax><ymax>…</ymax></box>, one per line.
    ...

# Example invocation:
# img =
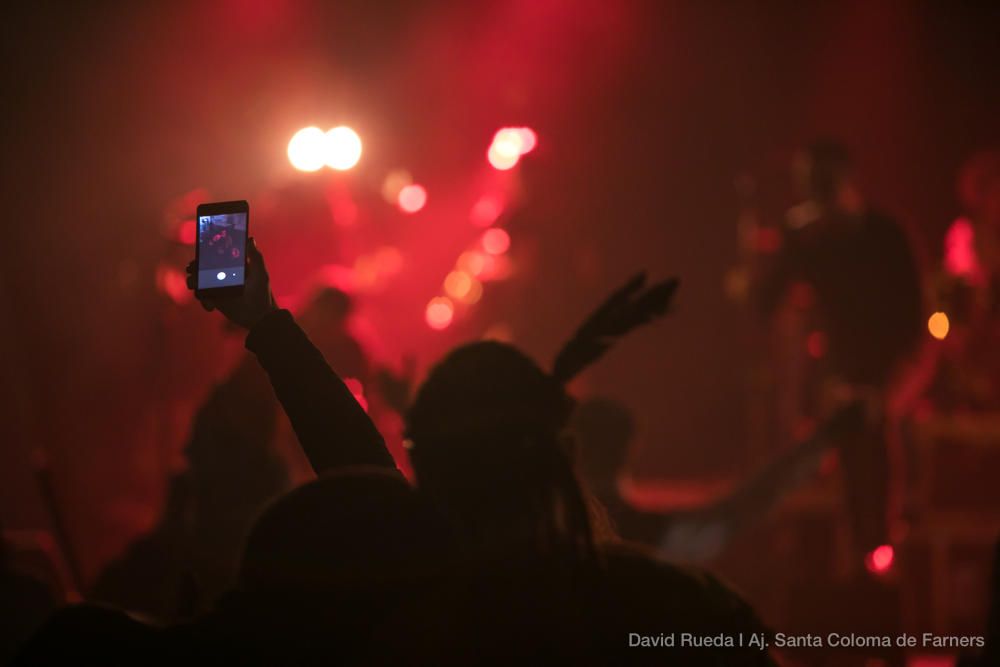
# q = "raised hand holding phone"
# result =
<box><xmin>187</xmin><ymin>236</ymin><xmax>277</xmax><ymax>330</ymax></box>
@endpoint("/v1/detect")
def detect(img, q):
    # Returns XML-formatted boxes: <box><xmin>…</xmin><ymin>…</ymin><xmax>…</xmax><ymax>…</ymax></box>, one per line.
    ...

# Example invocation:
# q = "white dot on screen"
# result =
<box><xmin>217</xmin><ymin>271</ymin><xmax>226</xmax><ymax>280</ymax></box>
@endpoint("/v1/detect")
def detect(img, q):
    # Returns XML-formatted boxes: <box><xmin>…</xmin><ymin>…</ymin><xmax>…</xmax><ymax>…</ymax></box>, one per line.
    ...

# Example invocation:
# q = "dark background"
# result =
<box><xmin>1</xmin><ymin>0</ymin><xmax>998</xmax><ymax>584</ymax></box>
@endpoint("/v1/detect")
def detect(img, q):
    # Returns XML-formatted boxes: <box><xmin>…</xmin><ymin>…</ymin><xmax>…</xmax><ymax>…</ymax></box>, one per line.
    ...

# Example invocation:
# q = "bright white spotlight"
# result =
<box><xmin>325</xmin><ymin>126</ymin><xmax>363</xmax><ymax>171</ymax></box>
<box><xmin>288</xmin><ymin>126</ymin><xmax>327</xmax><ymax>172</ymax></box>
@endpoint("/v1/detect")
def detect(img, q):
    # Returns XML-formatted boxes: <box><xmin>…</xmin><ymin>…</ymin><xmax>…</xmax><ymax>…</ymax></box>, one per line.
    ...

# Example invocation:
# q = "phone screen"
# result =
<box><xmin>196</xmin><ymin>210</ymin><xmax>247</xmax><ymax>290</ymax></box>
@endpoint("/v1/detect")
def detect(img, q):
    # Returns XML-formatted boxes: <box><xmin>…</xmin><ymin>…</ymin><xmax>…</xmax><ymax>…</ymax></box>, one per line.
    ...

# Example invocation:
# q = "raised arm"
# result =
<box><xmin>187</xmin><ymin>239</ymin><xmax>397</xmax><ymax>475</ymax></box>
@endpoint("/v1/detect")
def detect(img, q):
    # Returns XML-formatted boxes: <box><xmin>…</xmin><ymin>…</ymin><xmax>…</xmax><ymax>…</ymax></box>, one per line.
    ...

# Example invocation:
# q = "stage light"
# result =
<box><xmin>865</xmin><ymin>544</ymin><xmax>894</xmax><ymax>575</ymax></box>
<box><xmin>457</xmin><ymin>251</ymin><xmax>488</xmax><ymax>277</ymax></box>
<box><xmin>325</xmin><ymin>126</ymin><xmax>362</xmax><ymax>170</ymax></box>
<box><xmin>374</xmin><ymin>246</ymin><xmax>404</xmax><ymax>275</ymax></box>
<box><xmin>288</xmin><ymin>126</ymin><xmax>327</xmax><ymax>172</ymax></box>
<box><xmin>487</xmin><ymin>143</ymin><xmax>519</xmax><ymax>170</ymax></box>
<box><xmin>493</xmin><ymin>128</ymin><xmax>523</xmax><ymax>157</ymax></box>
<box><xmin>353</xmin><ymin>255</ymin><xmax>378</xmax><ymax>287</ymax></box>
<box><xmin>515</xmin><ymin>127</ymin><xmax>537</xmax><ymax>153</ymax></box>
<box><xmin>806</xmin><ymin>330</ymin><xmax>827</xmax><ymax>359</ymax></box>
<box><xmin>470</xmin><ymin>196</ymin><xmax>502</xmax><ymax>227</ymax></box>
<box><xmin>444</xmin><ymin>270</ymin><xmax>484</xmax><ymax>304</ymax></box>
<box><xmin>482</xmin><ymin>228</ymin><xmax>511</xmax><ymax>255</ymax></box>
<box><xmin>928</xmin><ymin>312</ymin><xmax>950</xmax><ymax>340</ymax></box>
<box><xmin>156</xmin><ymin>263</ymin><xmax>191</xmax><ymax>305</ymax></box>
<box><xmin>381</xmin><ymin>169</ymin><xmax>413</xmax><ymax>203</ymax></box>
<box><xmin>487</xmin><ymin>127</ymin><xmax>537</xmax><ymax>170</ymax></box>
<box><xmin>178</xmin><ymin>219</ymin><xmax>196</xmax><ymax>245</ymax></box>
<box><xmin>460</xmin><ymin>277</ymin><xmax>483</xmax><ymax>305</ymax></box>
<box><xmin>398</xmin><ymin>184</ymin><xmax>427</xmax><ymax>213</ymax></box>
<box><xmin>425</xmin><ymin>297</ymin><xmax>454</xmax><ymax>330</ymax></box>
<box><xmin>444</xmin><ymin>270</ymin><xmax>473</xmax><ymax>300</ymax></box>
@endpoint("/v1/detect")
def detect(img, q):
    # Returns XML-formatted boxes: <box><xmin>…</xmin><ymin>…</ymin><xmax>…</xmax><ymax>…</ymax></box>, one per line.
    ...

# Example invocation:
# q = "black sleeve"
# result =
<box><xmin>245</xmin><ymin>309</ymin><xmax>398</xmax><ymax>474</ymax></box>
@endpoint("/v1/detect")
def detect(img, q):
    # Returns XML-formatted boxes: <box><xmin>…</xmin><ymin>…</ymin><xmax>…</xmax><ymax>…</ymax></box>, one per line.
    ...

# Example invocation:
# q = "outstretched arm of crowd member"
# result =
<box><xmin>187</xmin><ymin>239</ymin><xmax>397</xmax><ymax>475</ymax></box>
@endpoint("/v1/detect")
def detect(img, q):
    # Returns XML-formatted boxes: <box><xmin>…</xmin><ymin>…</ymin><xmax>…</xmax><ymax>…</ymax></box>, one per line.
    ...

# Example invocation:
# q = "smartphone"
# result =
<box><xmin>194</xmin><ymin>200</ymin><xmax>249</xmax><ymax>298</ymax></box>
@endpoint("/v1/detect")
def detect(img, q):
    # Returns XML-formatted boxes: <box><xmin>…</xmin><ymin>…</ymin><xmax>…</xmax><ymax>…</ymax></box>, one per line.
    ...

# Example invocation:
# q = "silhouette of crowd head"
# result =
<box><xmin>239</xmin><ymin>467</ymin><xmax>438</xmax><ymax>594</ymax></box>
<box><xmin>405</xmin><ymin>341</ymin><xmax>594</xmax><ymax>559</ymax></box>
<box><xmin>793</xmin><ymin>139</ymin><xmax>856</xmax><ymax>209</ymax></box>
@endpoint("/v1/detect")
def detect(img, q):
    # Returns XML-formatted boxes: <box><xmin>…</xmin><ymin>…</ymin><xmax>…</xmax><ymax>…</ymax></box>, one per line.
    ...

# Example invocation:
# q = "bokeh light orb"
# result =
<box><xmin>444</xmin><ymin>270</ymin><xmax>473</xmax><ymax>299</ymax></box>
<box><xmin>486</xmin><ymin>127</ymin><xmax>537</xmax><ymax>170</ymax></box>
<box><xmin>425</xmin><ymin>297</ymin><xmax>454</xmax><ymax>330</ymax></box>
<box><xmin>487</xmin><ymin>143</ymin><xmax>519</xmax><ymax>170</ymax></box>
<box><xmin>515</xmin><ymin>127</ymin><xmax>537</xmax><ymax>154</ymax></box>
<box><xmin>458</xmin><ymin>277</ymin><xmax>483</xmax><ymax>305</ymax></box>
<box><xmin>470</xmin><ymin>196</ymin><xmax>502</xmax><ymax>227</ymax></box>
<box><xmin>177</xmin><ymin>219</ymin><xmax>196</xmax><ymax>245</ymax></box>
<box><xmin>381</xmin><ymin>169</ymin><xmax>413</xmax><ymax>203</ymax></box>
<box><xmin>288</xmin><ymin>126</ymin><xmax>328</xmax><ymax>172</ymax></box>
<box><xmin>325</xmin><ymin>126</ymin><xmax>363</xmax><ymax>170</ymax></box>
<box><xmin>928</xmin><ymin>311</ymin><xmax>950</xmax><ymax>340</ymax></box>
<box><xmin>492</xmin><ymin>128</ymin><xmax>524</xmax><ymax>159</ymax></box>
<box><xmin>482</xmin><ymin>228</ymin><xmax>511</xmax><ymax>255</ymax></box>
<box><xmin>457</xmin><ymin>251</ymin><xmax>488</xmax><ymax>277</ymax></box>
<box><xmin>398</xmin><ymin>184</ymin><xmax>428</xmax><ymax>213</ymax></box>
<box><xmin>865</xmin><ymin>544</ymin><xmax>894</xmax><ymax>575</ymax></box>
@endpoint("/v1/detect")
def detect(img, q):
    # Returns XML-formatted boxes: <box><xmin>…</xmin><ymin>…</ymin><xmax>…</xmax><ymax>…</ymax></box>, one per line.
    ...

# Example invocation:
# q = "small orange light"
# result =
<box><xmin>927</xmin><ymin>311</ymin><xmax>950</xmax><ymax>340</ymax></box>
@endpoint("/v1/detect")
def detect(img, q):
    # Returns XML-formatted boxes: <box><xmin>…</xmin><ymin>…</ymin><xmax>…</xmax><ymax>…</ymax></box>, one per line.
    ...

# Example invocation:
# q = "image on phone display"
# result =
<box><xmin>197</xmin><ymin>211</ymin><xmax>247</xmax><ymax>290</ymax></box>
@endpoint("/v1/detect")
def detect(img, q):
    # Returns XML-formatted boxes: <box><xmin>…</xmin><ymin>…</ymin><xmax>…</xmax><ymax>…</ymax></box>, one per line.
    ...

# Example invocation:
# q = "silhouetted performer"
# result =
<box><xmin>747</xmin><ymin>140</ymin><xmax>923</xmax><ymax>555</ymax></box>
<box><xmin>929</xmin><ymin>149</ymin><xmax>1000</xmax><ymax>410</ymax></box>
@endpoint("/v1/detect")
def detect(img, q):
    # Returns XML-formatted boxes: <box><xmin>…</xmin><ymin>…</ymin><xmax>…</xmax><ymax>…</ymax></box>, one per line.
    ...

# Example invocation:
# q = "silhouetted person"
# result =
<box><xmin>573</xmin><ymin>397</ymin><xmax>668</xmax><ymax>545</ymax></box>
<box><xmin>92</xmin><ymin>285</ymin><xmax>372</xmax><ymax>622</ymax></box>
<box><xmin>158</xmin><ymin>467</ymin><xmax>444</xmax><ymax>666</ymax></box>
<box><xmin>185</xmin><ymin>243</ymin><xmax>774</xmax><ymax>664</ymax></box>
<box><xmin>930</xmin><ymin>149</ymin><xmax>1000</xmax><ymax>410</ymax></box>
<box><xmin>746</xmin><ymin>140</ymin><xmax>923</xmax><ymax>555</ymax></box>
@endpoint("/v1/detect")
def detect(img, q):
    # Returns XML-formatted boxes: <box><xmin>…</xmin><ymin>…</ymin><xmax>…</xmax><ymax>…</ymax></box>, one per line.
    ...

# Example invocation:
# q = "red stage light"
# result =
<box><xmin>482</xmin><ymin>228</ymin><xmax>511</xmax><ymax>255</ymax></box>
<box><xmin>398</xmin><ymin>184</ymin><xmax>427</xmax><ymax>213</ymax></box>
<box><xmin>457</xmin><ymin>251</ymin><xmax>488</xmax><ymax>277</ymax></box>
<box><xmin>470</xmin><ymin>196</ymin><xmax>502</xmax><ymax>227</ymax></box>
<box><xmin>381</xmin><ymin>169</ymin><xmax>412</xmax><ymax>203</ymax></box>
<box><xmin>806</xmin><ymin>330</ymin><xmax>827</xmax><ymax>359</ymax></box>
<box><xmin>515</xmin><ymin>127</ymin><xmax>537</xmax><ymax>154</ymax></box>
<box><xmin>156</xmin><ymin>263</ymin><xmax>191</xmax><ymax>305</ymax></box>
<box><xmin>944</xmin><ymin>217</ymin><xmax>981</xmax><ymax>281</ymax></box>
<box><xmin>374</xmin><ymin>246</ymin><xmax>404</xmax><ymax>275</ymax></box>
<box><xmin>444</xmin><ymin>270</ymin><xmax>473</xmax><ymax>300</ymax></box>
<box><xmin>865</xmin><ymin>544</ymin><xmax>894</xmax><ymax>575</ymax></box>
<box><xmin>425</xmin><ymin>297</ymin><xmax>454</xmax><ymax>330</ymax></box>
<box><xmin>178</xmin><ymin>219</ymin><xmax>196</xmax><ymax>245</ymax></box>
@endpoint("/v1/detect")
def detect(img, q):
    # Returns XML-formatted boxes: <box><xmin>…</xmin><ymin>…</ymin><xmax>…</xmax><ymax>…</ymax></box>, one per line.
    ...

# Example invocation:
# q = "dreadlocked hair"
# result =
<box><xmin>404</xmin><ymin>273</ymin><xmax>678</xmax><ymax>563</ymax></box>
<box><xmin>406</xmin><ymin>342</ymin><xmax>596</xmax><ymax>564</ymax></box>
